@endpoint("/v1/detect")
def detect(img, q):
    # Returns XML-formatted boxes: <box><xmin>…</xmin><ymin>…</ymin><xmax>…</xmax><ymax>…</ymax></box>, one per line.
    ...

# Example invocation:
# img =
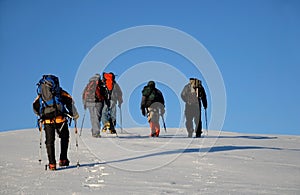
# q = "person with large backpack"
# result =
<box><xmin>82</xmin><ymin>73</ymin><xmax>108</xmax><ymax>138</ymax></box>
<box><xmin>181</xmin><ymin>78</ymin><xmax>207</xmax><ymax>138</ymax></box>
<box><xmin>101</xmin><ymin>72</ymin><xmax>123</xmax><ymax>134</ymax></box>
<box><xmin>140</xmin><ymin>81</ymin><xmax>165</xmax><ymax>137</ymax></box>
<box><xmin>33</xmin><ymin>74</ymin><xmax>79</xmax><ymax>170</ymax></box>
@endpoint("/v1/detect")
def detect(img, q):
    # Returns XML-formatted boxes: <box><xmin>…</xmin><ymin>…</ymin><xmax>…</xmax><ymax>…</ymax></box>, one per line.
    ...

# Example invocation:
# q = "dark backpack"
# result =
<box><xmin>83</xmin><ymin>77</ymin><xmax>106</xmax><ymax>102</ymax></box>
<box><xmin>36</xmin><ymin>75</ymin><xmax>65</xmax><ymax>119</ymax></box>
<box><xmin>142</xmin><ymin>86</ymin><xmax>164</xmax><ymax>107</ymax></box>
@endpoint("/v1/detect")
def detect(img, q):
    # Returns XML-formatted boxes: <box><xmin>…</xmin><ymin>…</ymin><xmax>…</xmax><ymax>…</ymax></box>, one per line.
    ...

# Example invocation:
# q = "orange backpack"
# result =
<box><xmin>103</xmin><ymin>72</ymin><xmax>115</xmax><ymax>92</ymax></box>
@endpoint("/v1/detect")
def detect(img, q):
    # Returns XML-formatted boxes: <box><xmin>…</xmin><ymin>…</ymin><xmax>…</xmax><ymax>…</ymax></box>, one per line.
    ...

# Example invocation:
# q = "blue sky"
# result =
<box><xmin>0</xmin><ymin>0</ymin><xmax>299</xmax><ymax>135</ymax></box>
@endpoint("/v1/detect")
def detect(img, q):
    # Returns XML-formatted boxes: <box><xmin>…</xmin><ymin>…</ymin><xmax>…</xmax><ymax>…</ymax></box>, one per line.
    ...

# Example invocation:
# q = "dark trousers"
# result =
<box><xmin>185</xmin><ymin>104</ymin><xmax>202</xmax><ymax>137</ymax></box>
<box><xmin>44</xmin><ymin>122</ymin><xmax>69</xmax><ymax>164</ymax></box>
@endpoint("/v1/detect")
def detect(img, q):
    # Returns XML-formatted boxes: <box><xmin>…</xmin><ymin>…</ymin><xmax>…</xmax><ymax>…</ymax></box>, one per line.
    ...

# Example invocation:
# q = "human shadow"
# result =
<box><xmin>206</xmin><ymin>135</ymin><xmax>278</xmax><ymax>140</ymax></box>
<box><xmin>60</xmin><ymin>145</ymin><xmax>285</xmax><ymax>171</ymax></box>
<box><xmin>115</xmin><ymin>132</ymin><xmax>278</xmax><ymax>140</ymax></box>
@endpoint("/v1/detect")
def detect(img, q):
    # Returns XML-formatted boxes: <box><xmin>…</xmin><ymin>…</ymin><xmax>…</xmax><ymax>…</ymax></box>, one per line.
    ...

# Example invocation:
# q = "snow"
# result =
<box><xmin>0</xmin><ymin>128</ymin><xmax>299</xmax><ymax>194</ymax></box>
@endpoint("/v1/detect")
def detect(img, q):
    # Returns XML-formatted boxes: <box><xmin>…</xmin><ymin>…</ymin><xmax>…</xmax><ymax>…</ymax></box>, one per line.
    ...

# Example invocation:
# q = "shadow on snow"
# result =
<box><xmin>59</xmin><ymin>145</ymin><xmax>290</xmax><ymax>171</ymax></box>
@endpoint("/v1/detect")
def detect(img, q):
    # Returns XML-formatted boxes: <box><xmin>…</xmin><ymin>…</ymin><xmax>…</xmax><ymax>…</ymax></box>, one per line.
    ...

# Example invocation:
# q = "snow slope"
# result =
<box><xmin>0</xmin><ymin>128</ymin><xmax>299</xmax><ymax>194</ymax></box>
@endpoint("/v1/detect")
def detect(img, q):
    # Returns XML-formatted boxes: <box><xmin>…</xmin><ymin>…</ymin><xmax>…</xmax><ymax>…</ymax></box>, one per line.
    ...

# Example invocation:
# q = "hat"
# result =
<box><xmin>147</xmin><ymin>81</ymin><xmax>155</xmax><ymax>88</ymax></box>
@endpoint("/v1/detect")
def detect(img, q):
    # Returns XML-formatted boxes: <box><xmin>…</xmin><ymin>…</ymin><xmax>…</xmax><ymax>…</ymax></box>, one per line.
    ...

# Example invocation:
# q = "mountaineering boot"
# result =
<box><xmin>102</xmin><ymin>122</ymin><xmax>110</xmax><ymax>132</ymax></box>
<box><xmin>110</xmin><ymin>128</ymin><xmax>116</xmax><ymax>134</ymax></box>
<box><xmin>92</xmin><ymin>133</ymin><xmax>101</xmax><ymax>138</ymax></box>
<box><xmin>49</xmin><ymin>163</ymin><xmax>56</xmax><ymax>171</ymax></box>
<box><xmin>155</xmin><ymin>130</ymin><xmax>160</xmax><ymax>137</ymax></box>
<box><xmin>195</xmin><ymin>130</ymin><xmax>202</xmax><ymax>138</ymax></box>
<box><xmin>59</xmin><ymin>159</ymin><xmax>70</xmax><ymax>167</ymax></box>
<box><xmin>187</xmin><ymin>129</ymin><xmax>193</xmax><ymax>138</ymax></box>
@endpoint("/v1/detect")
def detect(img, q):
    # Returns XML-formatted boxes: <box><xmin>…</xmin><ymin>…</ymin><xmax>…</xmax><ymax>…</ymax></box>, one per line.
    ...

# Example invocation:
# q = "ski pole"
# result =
<box><xmin>119</xmin><ymin>105</ymin><xmax>123</xmax><ymax>133</ymax></box>
<box><xmin>38</xmin><ymin>119</ymin><xmax>43</xmax><ymax>165</ymax></box>
<box><xmin>79</xmin><ymin>109</ymin><xmax>86</xmax><ymax>136</ymax></box>
<box><xmin>205</xmin><ymin>109</ymin><xmax>208</xmax><ymax>135</ymax></box>
<box><xmin>161</xmin><ymin>114</ymin><xmax>167</xmax><ymax>133</ymax></box>
<box><xmin>74</xmin><ymin>119</ymin><xmax>80</xmax><ymax>168</ymax></box>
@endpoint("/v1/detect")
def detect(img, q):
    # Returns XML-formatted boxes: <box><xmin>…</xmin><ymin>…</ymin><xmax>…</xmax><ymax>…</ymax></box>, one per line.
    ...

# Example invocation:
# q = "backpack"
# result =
<box><xmin>36</xmin><ymin>75</ymin><xmax>65</xmax><ymax>119</ymax></box>
<box><xmin>186</xmin><ymin>78</ymin><xmax>203</xmax><ymax>104</ymax></box>
<box><xmin>83</xmin><ymin>76</ymin><xmax>106</xmax><ymax>102</ymax></box>
<box><xmin>142</xmin><ymin>86</ymin><xmax>164</xmax><ymax>107</ymax></box>
<box><xmin>103</xmin><ymin>72</ymin><xmax>115</xmax><ymax>99</ymax></box>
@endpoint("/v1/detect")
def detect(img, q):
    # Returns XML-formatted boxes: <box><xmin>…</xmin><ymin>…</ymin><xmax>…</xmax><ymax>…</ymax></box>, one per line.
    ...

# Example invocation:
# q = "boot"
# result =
<box><xmin>49</xmin><ymin>163</ymin><xmax>56</xmax><ymax>171</ymax></box>
<box><xmin>155</xmin><ymin>130</ymin><xmax>160</xmax><ymax>137</ymax></box>
<box><xmin>195</xmin><ymin>130</ymin><xmax>202</xmax><ymax>138</ymax></box>
<box><xmin>59</xmin><ymin>159</ymin><xmax>70</xmax><ymax>167</ymax></box>
<box><xmin>46</xmin><ymin>144</ymin><xmax>56</xmax><ymax>164</ymax></box>
<box><xmin>187</xmin><ymin>129</ymin><xmax>193</xmax><ymax>138</ymax></box>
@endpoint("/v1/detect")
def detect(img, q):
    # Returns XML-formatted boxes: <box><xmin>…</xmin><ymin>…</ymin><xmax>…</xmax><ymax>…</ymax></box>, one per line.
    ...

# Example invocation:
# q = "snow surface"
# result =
<box><xmin>0</xmin><ymin>128</ymin><xmax>299</xmax><ymax>195</ymax></box>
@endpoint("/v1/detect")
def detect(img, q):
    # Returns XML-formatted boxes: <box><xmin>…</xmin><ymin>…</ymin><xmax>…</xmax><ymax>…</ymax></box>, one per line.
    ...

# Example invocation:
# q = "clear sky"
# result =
<box><xmin>0</xmin><ymin>0</ymin><xmax>299</xmax><ymax>135</ymax></box>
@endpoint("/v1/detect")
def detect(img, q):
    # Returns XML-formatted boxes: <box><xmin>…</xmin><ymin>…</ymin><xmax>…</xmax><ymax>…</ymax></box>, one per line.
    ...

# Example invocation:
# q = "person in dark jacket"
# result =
<box><xmin>141</xmin><ymin>81</ymin><xmax>165</xmax><ymax>137</ymax></box>
<box><xmin>181</xmin><ymin>78</ymin><xmax>207</xmax><ymax>138</ymax></box>
<box><xmin>33</xmin><ymin>76</ymin><xmax>79</xmax><ymax>170</ymax></box>
<box><xmin>101</xmin><ymin>73</ymin><xmax>123</xmax><ymax>134</ymax></box>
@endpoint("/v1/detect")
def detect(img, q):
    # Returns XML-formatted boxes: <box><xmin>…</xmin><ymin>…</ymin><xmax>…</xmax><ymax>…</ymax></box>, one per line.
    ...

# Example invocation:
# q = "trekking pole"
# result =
<box><xmin>119</xmin><ymin>105</ymin><xmax>123</xmax><ymax>133</ymax></box>
<box><xmin>38</xmin><ymin>119</ymin><xmax>43</xmax><ymax>165</ymax></box>
<box><xmin>161</xmin><ymin>114</ymin><xmax>167</xmax><ymax>133</ymax></box>
<box><xmin>74</xmin><ymin>119</ymin><xmax>80</xmax><ymax>168</ymax></box>
<box><xmin>79</xmin><ymin>109</ymin><xmax>86</xmax><ymax>136</ymax></box>
<box><xmin>205</xmin><ymin>109</ymin><xmax>208</xmax><ymax>135</ymax></box>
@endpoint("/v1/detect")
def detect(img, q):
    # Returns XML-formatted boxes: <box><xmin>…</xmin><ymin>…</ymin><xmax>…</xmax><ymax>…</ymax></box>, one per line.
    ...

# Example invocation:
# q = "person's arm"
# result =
<box><xmin>200</xmin><ymin>87</ymin><xmax>207</xmax><ymax>109</ymax></box>
<box><xmin>61</xmin><ymin>89</ymin><xmax>79</xmax><ymax>119</ymax></box>
<box><xmin>115</xmin><ymin>83</ymin><xmax>123</xmax><ymax>107</ymax></box>
<box><xmin>181</xmin><ymin>85</ymin><xmax>188</xmax><ymax>102</ymax></box>
<box><xmin>33</xmin><ymin>95</ymin><xmax>40</xmax><ymax>116</ymax></box>
<box><xmin>140</xmin><ymin>96</ymin><xmax>147</xmax><ymax>116</ymax></box>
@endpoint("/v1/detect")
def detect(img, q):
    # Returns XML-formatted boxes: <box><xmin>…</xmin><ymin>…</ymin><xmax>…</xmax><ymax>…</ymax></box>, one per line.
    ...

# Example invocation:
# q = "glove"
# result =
<box><xmin>142</xmin><ymin>109</ymin><xmax>146</xmax><ymax>117</ymax></box>
<box><xmin>73</xmin><ymin>113</ymin><xmax>79</xmax><ymax>120</ymax></box>
<box><xmin>118</xmin><ymin>99</ymin><xmax>123</xmax><ymax>108</ymax></box>
<box><xmin>160</xmin><ymin>107</ymin><xmax>165</xmax><ymax>115</ymax></box>
<box><xmin>118</xmin><ymin>102</ymin><xmax>122</xmax><ymax>108</ymax></box>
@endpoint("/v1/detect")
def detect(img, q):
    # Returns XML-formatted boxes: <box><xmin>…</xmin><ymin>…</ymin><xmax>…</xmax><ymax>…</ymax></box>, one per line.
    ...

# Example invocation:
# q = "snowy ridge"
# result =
<box><xmin>0</xmin><ymin>128</ymin><xmax>299</xmax><ymax>194</ymax></box>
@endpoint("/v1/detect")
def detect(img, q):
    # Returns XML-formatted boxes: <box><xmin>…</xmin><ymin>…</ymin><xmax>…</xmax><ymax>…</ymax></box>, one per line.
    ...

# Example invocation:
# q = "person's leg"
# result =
<box><xmin>194</xmin><ymin>105</ymin><xmax>202</xmax><ymax>137</ymax></box>
<box><xmin>148</xmin><ymin>107</ymin><xmax>160</xmax><ymax>137</ymax></box>
<box><xmin>185</xmin><ymin>105</ymin><xmax>194</xmax><ymax>137</ymax></box>
<box><xmin>88</xmin><ymin>103</ymin><xmax>101</xmax><ymax>137</ymax></box>
<box><xmin>101</xmin><ymin>103</ymin><xmax>108</xmax><ymax>129</ymax></box>
<box><xmin>58</xmin><ymin>122</ymin><xmax>70</xmax><ymax>164</ymax></box>
<box><xmin>110</xmin><ymin>102</ymin><xmax>117</xmax><ymax>127</ymax></box>
<box><xmin>44</xmin><ymin>124</ymin><xmax>56</xmax><ymax>166</ymax></box>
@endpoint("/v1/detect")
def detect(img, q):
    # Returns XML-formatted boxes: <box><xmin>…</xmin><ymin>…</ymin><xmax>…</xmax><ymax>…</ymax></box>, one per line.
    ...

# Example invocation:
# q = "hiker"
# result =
<box><xmin>140</xmin><ymin>81</ymin><xmax>165</xmax><ymax>137</ymax></box>
<box><xmin>82</xmin><ymin>73</ymin><xmax>108</xmax><ymax>138</ymax></box>
<box><xmin>101</xmin><ymin>72</ymin><xmax>123</xmax><ymax>134</ymax></box>
<box><xmin>181</xmin><ymin>78</ymin><xmax>207</xmax><ymax>138</ymax></box>
<box><xmin>33</xmin><ymin>74</ymin><xmax>79</xmax><ymax>170</ymax></box>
